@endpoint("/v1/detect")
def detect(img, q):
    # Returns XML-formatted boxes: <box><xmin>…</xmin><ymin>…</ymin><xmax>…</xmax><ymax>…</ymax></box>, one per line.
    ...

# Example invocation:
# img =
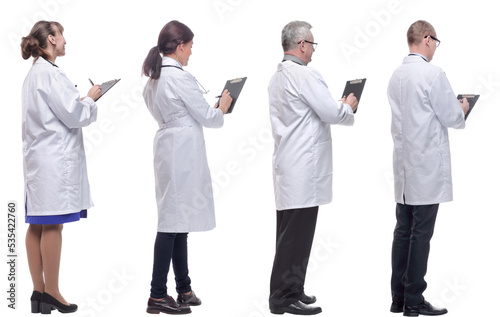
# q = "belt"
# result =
<box><xmin>158</xmin><ymin>115</ymin><xmax>199</xmax><ymax>129</ymax></box>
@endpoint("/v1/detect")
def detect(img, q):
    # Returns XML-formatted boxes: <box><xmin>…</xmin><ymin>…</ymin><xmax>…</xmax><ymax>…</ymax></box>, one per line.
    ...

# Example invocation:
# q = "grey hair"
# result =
<box><xmin>281</xmin><ymin>20</ymin><xmax>313</xmax><ymax>52</ymax></box>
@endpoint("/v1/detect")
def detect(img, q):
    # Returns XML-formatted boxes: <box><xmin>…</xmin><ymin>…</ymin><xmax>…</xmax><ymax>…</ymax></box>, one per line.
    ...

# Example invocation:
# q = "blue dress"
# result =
<box><xmin>25</xmin><ymin>201</ymin><xmax>87</xmax><ymax>225</ymax></box>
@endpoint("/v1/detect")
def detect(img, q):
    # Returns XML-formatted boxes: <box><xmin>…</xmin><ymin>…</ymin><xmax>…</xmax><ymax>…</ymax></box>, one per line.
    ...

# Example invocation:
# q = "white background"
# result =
<box><xmin>1</xmin><ymin>0</ymin><xmax>499</xmax><ymax>316</ymax></box>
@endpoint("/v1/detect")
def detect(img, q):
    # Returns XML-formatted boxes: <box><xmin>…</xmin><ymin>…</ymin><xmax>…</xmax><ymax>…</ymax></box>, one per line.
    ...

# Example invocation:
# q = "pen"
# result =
<box><xmin>215</xmin><ymin>95</ymin><xmax>221</xmax><ymax>98</ymax></box>
<box><xmin>89</xmin><ymin>78</ymin><xmax>94</xmax><ymax>86</ymax></box>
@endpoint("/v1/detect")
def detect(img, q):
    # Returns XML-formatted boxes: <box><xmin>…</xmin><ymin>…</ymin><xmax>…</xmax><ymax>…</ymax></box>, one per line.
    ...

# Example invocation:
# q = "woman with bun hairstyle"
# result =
<box><xmin>142</xmin><ymin>20</ymin><xmax>232</xmax><ymax>315</ymax></box>
<box><xmin>21</xmin><ymin>21</ymin><xmax>101</xmax><ymax>314</ymax></box>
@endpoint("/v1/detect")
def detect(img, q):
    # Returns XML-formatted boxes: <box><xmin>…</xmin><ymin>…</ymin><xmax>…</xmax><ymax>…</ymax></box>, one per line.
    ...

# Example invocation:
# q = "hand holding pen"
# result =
<box><xmin>214</xmin><ymin>89</ymin><xmax>232</xmax><ymax>114</ymax></box>
<box><xmin>87</xmin><ymin>78</ymin><xmax>102</xmax><ymax>101</ymax></box>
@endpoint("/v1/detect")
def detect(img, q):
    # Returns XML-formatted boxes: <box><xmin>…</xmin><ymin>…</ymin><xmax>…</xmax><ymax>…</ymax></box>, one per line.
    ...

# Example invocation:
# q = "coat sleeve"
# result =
<box><xmin>429</xmin><ymin>70</ymin><xmax>465</xmax><ymax>129</ymax></box>
<box><xmin>174</xmin><ymin>73</ymin><xmax>224</xmax><ymax>128</ymax></box>
<box><xmin>47</xmin><ymin>72</ymin><xmax>97</xmax><ymax>129</ymax></box>
<box><xmin>299</xmin><ymin>71</ymin><xmax>354</xmax><ymax>126</ymax></box>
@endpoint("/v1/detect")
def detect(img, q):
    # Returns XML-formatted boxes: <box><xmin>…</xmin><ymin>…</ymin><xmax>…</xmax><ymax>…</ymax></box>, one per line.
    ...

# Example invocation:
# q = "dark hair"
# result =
<box><xmin>142</xmin><ymin>20</ymin><xmax>194</xmax><ymax>80</ymax></box>
<box><xmin>20</xmin><ymin>20</ymin><xmax>64</xmax><ymax>61</ymax></box>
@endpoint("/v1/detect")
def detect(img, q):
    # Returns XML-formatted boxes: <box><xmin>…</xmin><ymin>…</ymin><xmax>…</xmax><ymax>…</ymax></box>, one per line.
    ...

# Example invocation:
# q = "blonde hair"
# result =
<box><xmin>407</xmin><ymin>20</ymin><xmax>435</xmax><ymax>46</ymax></box>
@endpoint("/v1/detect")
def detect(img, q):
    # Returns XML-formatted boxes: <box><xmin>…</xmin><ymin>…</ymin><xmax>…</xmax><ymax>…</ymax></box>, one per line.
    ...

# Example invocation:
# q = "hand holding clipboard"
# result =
<box><xmin>341</xmin><ymin>78</ymin><xmax>366</xmax><ymax>113</ymax></box>
<box><xmin>88</xmin><ymin>78</ymin><xmax>121</xmax><ymax>101</ymax></box>
<box><xmin>457</xmin><ymin>94</ymin><xmax>479</xmax><ymax>120</ymax></box>
<box><xmin>216</xmin><ymin>89</ymin><xmax>233</xmax><ymax>114</ymax></box>
<box><xmin>216</xmin><ymin>77</ymin><xmax>247</xmax><ymax>114</ymax></box>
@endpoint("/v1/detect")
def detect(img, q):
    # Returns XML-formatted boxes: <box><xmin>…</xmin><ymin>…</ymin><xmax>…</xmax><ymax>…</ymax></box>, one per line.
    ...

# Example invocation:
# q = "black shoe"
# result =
<box><xmin>147</xmin><ymin>296</ymin><xmax>191</xmax><ymax>314</ymax></box>
<box><xmin>300</xmin><ymin>293</ymin><xmax>317</xmax><ymax>305</ymax></box>
<box><xmin>31</xmin><ymin>291</ymin><xmax>43</xmax><ymax>313</ymax></box>
<box><xmin>40</xmin><ymin>292</ymin><xmax>77</xmax><ymax>314</ymax></box>
<box><xmin>390</xmin><ymin>301</ymin><xmax>404</xmax><ymax>313</ymax></box>
<box><xmin>177</xmin><ymin>291</ymin><xmax>201</xmax><ymax>306</ymax></box>
<box><xmin>270</xmin><ymin>300</ymin><xmax>322</xmax><ymax>315</ymax></box>
<box><xmin>404</xmin><ymin>300</ymin><xmax>447</xmax><ymax>316</ymax></box>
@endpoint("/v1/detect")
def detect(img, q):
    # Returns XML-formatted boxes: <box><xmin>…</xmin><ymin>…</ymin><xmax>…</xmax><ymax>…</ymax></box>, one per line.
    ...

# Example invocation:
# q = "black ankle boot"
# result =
<box><xmin>40</xmin><ymin>293</ymin><xmax>77</xmax><ymax>314</ymax></box>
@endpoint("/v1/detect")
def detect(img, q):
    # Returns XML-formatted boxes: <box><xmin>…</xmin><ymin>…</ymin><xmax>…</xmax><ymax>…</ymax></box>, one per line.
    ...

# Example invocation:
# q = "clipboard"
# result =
<box><xmin>341</xmin><ymin>78</ymin><xmax>366</xmax><ymax>114</ymax></box>
<box><xmin>95</xmin><ymin>79</ymin><xmax>121</xmax><ymax>101</ymax></box>
<box><xmin>217</xmin><ymin>77</ymin><xmax>247</xmax><ymax>113</ymax></box>
<box><xmin>457</xmin><ymin>94</ymin><xmax>479</xmax><ymax>120</ymax></box>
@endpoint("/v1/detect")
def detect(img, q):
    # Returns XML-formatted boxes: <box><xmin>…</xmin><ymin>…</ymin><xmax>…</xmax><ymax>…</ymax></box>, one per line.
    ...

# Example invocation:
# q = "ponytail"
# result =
<box><xmin>142</xmin><ymin>46</ymin><xmax>162</xmax><ymax>80</ymax></box>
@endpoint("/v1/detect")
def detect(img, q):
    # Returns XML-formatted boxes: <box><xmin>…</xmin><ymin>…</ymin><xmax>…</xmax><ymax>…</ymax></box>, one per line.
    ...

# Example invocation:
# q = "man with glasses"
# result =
<box><xmin>388</xmin><ymin>20</ymin><xmax>469</xmax><ymax>316</ymax></box>
<box><xmin>268</xmin><ymin>20</ymin><xmax>358</xmax><ymax>315</ymax></box>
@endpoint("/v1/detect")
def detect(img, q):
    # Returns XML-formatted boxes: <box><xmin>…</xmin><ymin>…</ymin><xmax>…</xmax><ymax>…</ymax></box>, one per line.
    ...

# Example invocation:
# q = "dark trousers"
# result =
<box><xmin>150</xmin><ymin>232</ymin><xmax>192</xmax><ymax>299</ymax></box>
<box><xmin>269</xmin><ymin>206</ymin><xmax>319</xmax><ymax>308</ymax></box>
<box><xmin>391</xmin><ymin>203</ymin><xmax>439</xmax><ymax>306</ymax></box>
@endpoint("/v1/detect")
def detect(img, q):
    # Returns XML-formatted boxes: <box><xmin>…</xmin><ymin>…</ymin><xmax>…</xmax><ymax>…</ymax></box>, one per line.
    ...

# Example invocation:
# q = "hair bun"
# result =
<box><xmin>21</xmin><ymin>35</ymin><xmax>41</xmax><ymax>60</ymax></box>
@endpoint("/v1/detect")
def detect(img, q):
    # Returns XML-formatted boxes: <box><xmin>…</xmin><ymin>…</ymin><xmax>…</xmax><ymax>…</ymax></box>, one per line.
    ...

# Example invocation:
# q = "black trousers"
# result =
<box><xmin>269</xmin><ymin>206</ymin><xmax>319</xmax><ymax>308</ymax></box>
<box><xmin>150</xmin><ymin>232</ymin><xmax>192</xmax><ymax>299</ymax></box>
<box><xmin>391</xmin><ymin>203</ymin><xmax>439</xmax><ymax>306</ymax></box>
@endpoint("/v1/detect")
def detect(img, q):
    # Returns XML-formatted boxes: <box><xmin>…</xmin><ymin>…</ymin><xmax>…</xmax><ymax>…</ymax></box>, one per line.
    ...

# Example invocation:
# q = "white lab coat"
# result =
<box><xmin>269</xmin><ymin>60</ymin><xmax>354</xmax><ymax>211</ymax></box>
<box><xmin>388</xmin><ymin>55</ymin><xmax>465</xmax><ymax>205</ymax></box>
<box><xmin>143</xmin><ymin>57</ymin><xmax>224</xmax><ymax>233</ymax></box>
<box><xmin>22</xmin><ymin>57</ymin><xmax>97</xmax><ymax>215</ymax></box>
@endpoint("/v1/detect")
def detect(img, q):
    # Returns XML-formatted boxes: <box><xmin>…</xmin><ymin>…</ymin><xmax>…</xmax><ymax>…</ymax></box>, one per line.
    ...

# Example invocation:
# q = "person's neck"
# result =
<box><xmin>45</xmin><ymin>50</ymin><xmax>56</xmax><ymax>63</ymax></box>
<box><xmin>165</xmin><ymin>53</ymin><xmax>181</xmax><ymax>64</ymax></box>
<box><xmin>408</xmin><ymin>46</ymin><xmax>430</xmax><ymax>62</ymax></box>
<box><xmin>283</xmin><ymin>52</ymin><xmax>307</xmax><ymax>65</ymax></box>
<box><xmin>40</xmin><ymin>54</ymin><xmax>58</xmax><ymax>68</ymax></box>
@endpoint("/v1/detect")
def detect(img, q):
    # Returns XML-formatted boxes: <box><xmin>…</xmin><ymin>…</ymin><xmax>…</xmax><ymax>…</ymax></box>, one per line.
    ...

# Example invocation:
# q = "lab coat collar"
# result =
<box><xmin>404</xmin><ymin>54</ymin><xmax>428</xmax><ymax>64</ymax></box>
<box><xmin>34</xmin><ymin>57</ymin><xmax>59</xmax><ymax>68</ymax></box>
<box><xmin>162</xmin><ymin>56</ymin><xmax>183</xmax><ymax>69</ymax></box>
<box><xmin>282</xmin><ymin>54</ymin><xmax>307</xmax><ymax>66</ymax></box>
<box><xmin>408</xmin><ymin>53</ymin><xmax>429</xmax><ymax>62</ymax></box>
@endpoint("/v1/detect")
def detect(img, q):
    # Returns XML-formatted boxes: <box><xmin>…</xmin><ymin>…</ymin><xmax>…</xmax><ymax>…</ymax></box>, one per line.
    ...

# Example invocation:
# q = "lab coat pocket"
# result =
<box><xmin>438</xmin><ymin>142</ymin><xmax>452</xmax><ymax>176</ymax></box>
<box><xmin>313</xmin><ymin>139</ymin><xmax>333</xmax><ymax>178</ymax></box>
<box><xmin>63</xmin><ymin>149</ymin><xmax>81</xmax><ymax>186</ymax></box>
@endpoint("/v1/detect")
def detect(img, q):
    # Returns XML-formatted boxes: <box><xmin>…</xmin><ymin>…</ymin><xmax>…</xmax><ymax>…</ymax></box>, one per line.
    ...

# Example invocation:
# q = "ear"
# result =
<box><xmin>48</xmin><ymin>34</ymin><xmax>56</xmax><ymax>45</ymax></box>
<box><xmin>177</xmin><ymin>41</ymin><xmax>185</xmax><ymax>52</ymax></box>
<box><xmin>424</xmin><ymin>36</ymin><xmax>431</xmax><ymax>47</ymax></box>
<box><xmin>298</xmin><ymin>40</ymin><xmax>305</xmax><ymax>52</ymax></box>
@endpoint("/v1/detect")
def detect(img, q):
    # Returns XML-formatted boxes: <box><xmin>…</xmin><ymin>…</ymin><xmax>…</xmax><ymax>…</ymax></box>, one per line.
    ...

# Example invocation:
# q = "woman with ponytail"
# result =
<box><xmin>142</xmin><ymin>20</ymin><xmax>232</xmax><ymax>315</ymax></box>
<box><xmin>21</xmin><ymin>21</ymin><xmax>101</xmax><ymax>314</ymax></box>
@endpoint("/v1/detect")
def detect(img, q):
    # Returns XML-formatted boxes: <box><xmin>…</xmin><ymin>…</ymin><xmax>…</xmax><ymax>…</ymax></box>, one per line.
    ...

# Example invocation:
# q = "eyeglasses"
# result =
<box><xmin>425</xmin><ymin>35</ymin><xmax>441</xmax><ymax>47</ymax></box>
<box><xmin>298</xmin><ymin>40</ymin><xmax>318</xmax><ymax>50</ymax></box>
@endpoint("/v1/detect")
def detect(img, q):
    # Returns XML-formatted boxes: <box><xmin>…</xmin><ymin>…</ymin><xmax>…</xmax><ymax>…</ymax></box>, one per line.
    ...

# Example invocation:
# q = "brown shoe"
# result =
<box><xmin>146</xmin><ymin>296</ymin><xmax>191</xmax><ymax>314</ymax></box>
<box><xmin>177</xmin><ymin>291</ymin><xmax>202</xmax><ymax>306</ymax></box>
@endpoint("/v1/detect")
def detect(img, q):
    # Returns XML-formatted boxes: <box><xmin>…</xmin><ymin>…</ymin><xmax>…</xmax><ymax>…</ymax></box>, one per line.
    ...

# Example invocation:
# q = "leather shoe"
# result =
<box><xmin>31</xmin><ymin>291</ymin><xmax>43</xmax><ymax>313</ymax></box>
<box><xmin>147</xmin><ymin>296</ymin><xmax>191</xmax><ymax>314</ymax></box>
<box><xmin>177</xmin><ymin>291</ymin><xmax>201</xmax><ymax>306</ymax></box>
<box><xmin>390</xmin><ymin>301</ymin><xmax>404</xmax><ymax>313</ymax></box>
<box><xmin>300</xmin><ymin>293</ymin><xmax>317</xmax><ymax>305</ymax></box>
<box><xmin>40</xmin><ymin>292</ymin><xmax>77</xmax><ymax>314</ymax></box>
<box><xmin>404</xmin><ymin>300</ymin><xmax>447</xmax><ymax>316</ymax></box>
<box><xmin>270</xmin><ymin>300</ymin><xmax>322</xmax><ymax>315</ymax></box>
<box><xmin>32</xmin><ymin>291</ymin><xmax>55</xmax><ymax>313</ymax></box>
